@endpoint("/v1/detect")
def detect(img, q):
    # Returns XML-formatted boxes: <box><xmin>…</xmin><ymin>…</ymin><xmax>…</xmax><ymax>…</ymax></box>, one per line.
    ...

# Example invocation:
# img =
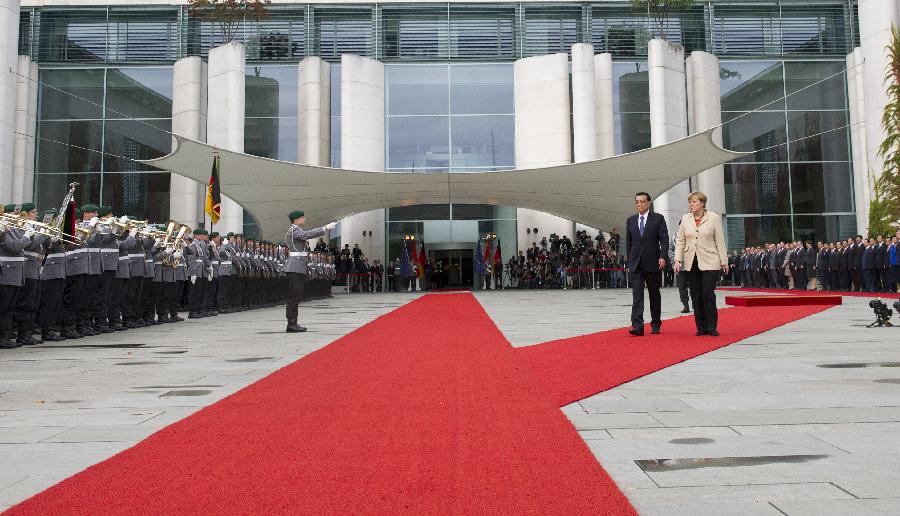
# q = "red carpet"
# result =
<box><xmin>7</xmin><ymin>294</ymin><xmax>636</xmax><ymax>515</ymax></box>
<box><xmin>718</xmin><ymin>286</ymin><xmax>900</xmax><ymax>299</ymax></box>
<box><xmin>517</xmin><ymin>304</ymin><xmax>833</xmax><ymax>407</ymax></box>
<box><xmin>725</xmin><ymin>294</ymin><xmax>842</xmax><ymax>307</ymax></box>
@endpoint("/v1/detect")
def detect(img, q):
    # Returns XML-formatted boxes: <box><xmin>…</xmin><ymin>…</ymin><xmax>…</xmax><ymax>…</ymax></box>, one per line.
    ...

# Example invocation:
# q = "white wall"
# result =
<box><xmin>11</xmin><ymin>55</ymin><xmax>37</xmax><ymax>203</ymax></box>
<box><xmin>298</xmin><ymin>56</ymin><xmax>331</xmax><ymax>167</ymax></box>
<box><xmin>686</xmin><ymin>50</ymin><xmax>725</xmax><ymax>216</ymax></box>
<box><xmin>170</xmin><ymin>56</ymin><xmax>207</xmax><ymax>228</ymax></box>
<box><xmin>0</xmin><ymin>0</ymin><xmax>20</xmax><ymax>198</ymax></box>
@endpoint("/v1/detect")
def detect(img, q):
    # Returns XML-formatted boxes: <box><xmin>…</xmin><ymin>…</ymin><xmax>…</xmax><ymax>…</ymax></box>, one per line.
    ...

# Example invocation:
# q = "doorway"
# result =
<box><xmin>429</xmin><ymin>249</ymin><xmax>474</xmax><ymax>288</ymax></box>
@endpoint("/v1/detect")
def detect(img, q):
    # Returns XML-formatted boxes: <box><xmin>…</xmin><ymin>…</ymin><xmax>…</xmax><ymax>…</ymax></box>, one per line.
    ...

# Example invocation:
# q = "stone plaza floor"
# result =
<box><xmin>1</xmin><ymin>288</ymin><xmax>899</xmax><ymax>515</ymax></box>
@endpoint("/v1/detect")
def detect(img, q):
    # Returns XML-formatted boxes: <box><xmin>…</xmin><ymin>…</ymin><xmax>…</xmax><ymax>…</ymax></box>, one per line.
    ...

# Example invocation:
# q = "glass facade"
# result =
<box><xmin>23</xmin><ymin>1</ymin><xmax>859</xmax><ymax>250</ymax></box>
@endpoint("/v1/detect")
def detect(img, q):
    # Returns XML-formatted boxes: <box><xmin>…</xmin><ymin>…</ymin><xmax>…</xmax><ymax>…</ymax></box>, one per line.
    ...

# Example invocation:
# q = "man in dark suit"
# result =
<box><xmin>626</xmin><ymin>192</ymin><xmax>669</xmax><ymax>336</ymax></box>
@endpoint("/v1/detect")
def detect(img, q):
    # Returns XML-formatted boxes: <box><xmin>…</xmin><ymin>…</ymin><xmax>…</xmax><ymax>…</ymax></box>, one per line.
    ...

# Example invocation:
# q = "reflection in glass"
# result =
<box><xmin>787</xmin><ymin>110</ymin><xmax>849</xmax><ymax>162</ymax></box>
<box><xmin>789</xmin><ymin>162</ymin><xmax>853</xmax><ymax>214</ymax></box>
<box><xmin>38</xmin><ymin>10</ymin><xmax>107</xmax><ymax>62</ymax></box>
<box><xmin>722</xmin><ymin>111</ymin><xmax>787</xmax><ymax>162</ymax></box>
<box><xmin>724</xmin><ymin>162</ymin><xmax>789</xmax><ymax>215</ymax></box>
<box><xmin>615</xmin><ymin>113</ymin><xmax>651</xmax><ymax>154</ymax></box>
<box><xmin>387</xmin><ymin>116</ymin><xmax>449</xmax><ymax>170</ymax></box>
<box><xmin>245</xmin><ymin>117</ymin><xmax>298</xmax><ymax>162</ymax></box>
<box><xmin>105</xmin><ymin>67</ymin><xmax>173</xmax><ymax>119</ymax></box>
<box><xmin>725</xmin><ymin>215</ymin><xmax>792</xmax><ymax>251</ymax></box>
<box><xmin>39</xmin><ymin>69</ymin><xmax>105</xmax><ymax>120</ymax></box>
<box><xmin>36</xmin><ymin>173</ymin><xmax>102</xmax><ymax>213</ymax></box>
<box><xmin>613</xmin><ymin>62</ymin><xmax>649</xmax><ymax>113</ymax></box>
<box><xmin>246</xmin><ymin>65</ymin><xmax>298</xmax><ymax>118</ymax></box>
<box><xmin>450</xmin><ymin>115</ymin><xmax>514</xmax><ymax>169</ymax></box>
<box><xmin>37</xmin><ymin>120</ymin><xmax>103</xmax><ymax>173</ymax></box>
<box><xmin>719</xmin><ymin>61</ymin><xmax>784</xmax><ymax>112</ymax></box>
<box><xmin>103</xmin><ymin>119</ymin><xmax>172</xmax><ymax>172</ymax></box>
<box><xmin>784</xmin><ymin>61</ymin><xmax>845</xmax><ymax>110</ymax></box>
<box><xmin>449</xmin><ymin>5</ymin><xmax>515</xmax><ymax>59</ymax></box>
<box><xmin>102</xmin><ymin>172</ymin><xmax>171</xmax><ymax>221</ymax></box>
<box><xmin>449</xmin><ymin>64</ymin><xmax>513</xmax><ymax>114</ymax></box>
<box><xmin>386</xmin><ymin>65</ymin><xmax>449</xmax><ymax>116</ymax></box>
<box><xmin>793</xmin><ymin>214</ymin><xmax>857</xmax><ymax>244</ymax></box>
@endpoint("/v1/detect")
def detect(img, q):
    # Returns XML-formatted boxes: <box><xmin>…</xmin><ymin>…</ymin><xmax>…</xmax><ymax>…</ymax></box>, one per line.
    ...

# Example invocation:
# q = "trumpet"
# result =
<box><xmin>0</xmin><ymin>213</ymin><xmax>82</xmax><ymax>246</ymax></box>
<box><xmin>135</xmin><ymin>224</ymin><xmax>167</xmax><ymax>240</ymax></box>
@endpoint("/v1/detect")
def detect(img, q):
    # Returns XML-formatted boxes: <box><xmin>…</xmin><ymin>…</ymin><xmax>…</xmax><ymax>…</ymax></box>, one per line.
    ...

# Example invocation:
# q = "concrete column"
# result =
<box><xmin>170</xmin><ymin>56</ymin><xmax>208</xmax><ymax>229</ymax></box>
<box><xmin>856</xmin><ymin>0</ymin><xmax>900</xmax><ymax>233</ymax></box>
<box><xmin>514</xmin><ymin>52</ymin><xmax>574</xmax><ymax>251</ymax></box>
<box><xmin>11</xmin><ymin>55</ymin><xmax>37</xmax><ymax>203</ymax></box>
<box><xmin>686</xmin><ymin>50</ymin><xmax>725</xmax><ymax>216</ymax></box>
<box><xmin>0</xmin><ymin>0</ymin><xmax>20</xmax><ymax>198</ymax></box>
<box><xmin>298</xmin><ymin>56</ymin><xmax>331</xmax><ymax>167</ymax></box>
<box><xmin>571</xmin><ymin>43</ymin><xmax>598</xmax><ymax>163</ymax></box>
<box><xmin>340</xmin><ymin>54</ymin><xmax>385</xmax><ymax>263</ymax></box>
<box><xmin>847</xmin><ymin>48</ymin><xmax>871</xmax><ymax>234</ymax></box>
<box><xmin>206</xmin><ymin>42</ymin><xmax>245</xmax><ymax>234</ymax></box>
<box><xmin>648</xmin><ymin>39</ymin><xmax>690</xmax><ymax>235</ymax></box>
<box><xmin>594</xmin><ymin>52</ymin><xmax>615</xmax><ymax>159</ymax></box>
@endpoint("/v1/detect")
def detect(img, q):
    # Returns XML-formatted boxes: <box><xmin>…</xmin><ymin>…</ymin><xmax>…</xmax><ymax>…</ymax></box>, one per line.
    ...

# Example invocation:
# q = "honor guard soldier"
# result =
<box><xmin>13</xmin><ymin>203</ymin><xmax>45</xmax><ymax>345</ymax></box>
<box><xmin>0</xmin><ymin>206</ymin><xmax>34</xmax><ymax>348</ymax></box>
<box><xmin>38</xmin><ymin>209</ymin><xmax>67</xmax><ymax>342</ymax></box>
<box><xmin>283</xmin><ymin>210</ymin><xmax>335</xmax><ymax>332</ymax></box>
<box><xmin>185</xmin><ymin>228</ymin><xmax>212</xmax><ymax>319</ymax></box>
<box><xmin>95</xmin><ymin>206</ymin><xmax>119</xmax><ymax>333</ymax></box>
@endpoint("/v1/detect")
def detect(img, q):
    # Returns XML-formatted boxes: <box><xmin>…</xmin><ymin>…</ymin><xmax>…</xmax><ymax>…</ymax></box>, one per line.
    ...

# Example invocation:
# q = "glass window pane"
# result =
<box><xmin>389</xmin><ymin>205</ymin><xmax>450</xmax><ymax>221</ymax></box>
<box><xmin>449</xmin><ymin>64</ymin><xmax>513</xmax><ymax>115</ymax></box>
<box><xmin>313</xmin><ymin>7</ymin><xmax>374</xmax><ymax>60</ymax></box>
<box><xmin>101</xmin><ymin>172</ymin><xmax>171</xmax><ymax>221</ymax></box>
<box><xmin>245</xmin><ymin>117</ymin><xmax>298</xmax><ymax>162</ymax></box>
<box><xmin>724</xmin><ymin>162</ymin><xmax>789</xmax><ymax>215</ymax></box>
<box><xmin>722</xmin><ymin>111</ymin><xmax>787</xmax><ymax>162</ymax></box>
<box><xmin>387</xmin><ymin>116</ymin><xmax>450</xmax><ymax>170</ymax></box>
<box><xmin>787</xmin><ymin>110</ymin><xmax>849</xmax><ymax>162</ymax></box>
<box><xmin>382</xmin><ymin>6</ymin><xmax>448</xmax><ymax>59</ymax></box>
<box><xmin>725</xmin><ymin>215</ymin><xmax>792</xmax><ymax>251</ymax></box>
<box><xmin>35</xmin><ymin>173</ymin><xmax>102</xmax><ymax>215</ymax></box>
<box><xmin>522</xmin><ymin>6</ymin><xmax>581</xmax><ymax>56</ymax></box>
<box><xmin>615</xmin><ymin>113</ymin><xmax>651</xmax><ymax>154</ymax></box>
<box><xmin>793</xmin><ymin>214</ymin><xmax>856</xmax><ymax>244</ymax></box>
<box><xmin>246</xmin><ymin>65</ymin><xmax>298</xmax><ymax>118</ymax></box>
<box><xmin>38</xmin><ymin>120</ymin><xmax>103</xmax><ymax>173</ymax></box>
<box><xmin>450</xmin><ymin>115</ymin><xmax>514</xmax><ymax>169</ymax></box>
<box><xmin>784</xmin><ymin>61</ymin><xmax>845</xmax><ymax>110</ymax></box>
<box><xmin>38</xmin><ymin>10</ymin><xmax>106</xmax><ymax>63</ymax></box>
<box><xmin>613</xmin><ymin>62</ymin><xmax>649</xmax><ymax>113</ymax></box>
<box><xmin>103</xmin><ymin>119</ymin><xmax>172</xmax><ymax>172</ymax></box>
<box><xmin>790</xmin><ymin>162</ymin><xmax>854</xmax><ymax>214</ymax></box>
<box><xmin>40</xmin><ymin>69</ymin><xmax>105</xmax><ymax>120</ymax></box>
<box><xmin>719</xmin><ymin>61</ymin><xmax>784</xmax><ymax>112</ymax></box>
<box><xmin>108</xmin><ymin>10</ymin><xmax>180</xmax><ymax>62</ymax></box>
<box><xmin>105</xmin><ymin>67</ymin><xmax>174</xmax><ymax>119</ymax></box>
<box><xmin>449</xmin><ymin>5</ymin><xmax>515</xmax><ymax>59</ymax></box>
<box><xmin>330</xmin><ymin>115</ymin><xmax>341</xmax><ymax>168</ymax></box>
<box><xmin>386</xmin><ymin>65</ymin><xmax>448</xmax><ymax>116</ymax></box>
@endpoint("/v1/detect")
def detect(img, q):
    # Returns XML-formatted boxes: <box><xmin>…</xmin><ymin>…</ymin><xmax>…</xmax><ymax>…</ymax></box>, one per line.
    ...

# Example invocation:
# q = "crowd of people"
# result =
<box><xmin>730</xmin><ymin>233</ymin><xmax>900</xmax><ymax>293</ymax></box>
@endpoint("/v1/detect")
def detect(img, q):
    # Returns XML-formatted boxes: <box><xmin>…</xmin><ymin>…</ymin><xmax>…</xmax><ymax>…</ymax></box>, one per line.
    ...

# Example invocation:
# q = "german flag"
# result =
<box><xmin>205</xmin><ymin>154</ymin><xmax>221</xmax><ymax>225</ymax></box>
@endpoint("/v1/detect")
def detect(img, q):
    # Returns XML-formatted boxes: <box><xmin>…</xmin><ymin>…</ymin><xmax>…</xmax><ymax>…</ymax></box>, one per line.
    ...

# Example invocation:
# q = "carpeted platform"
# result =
<box><xmin>6</xmin><ymin>293</ymin><xmax>637</xmax><ymax>515</ymax></box>
<box><xmin>718</xmin><ymin>286</ymin><xmax>900</xmax><ymax>299</ymax></box>
<box><xmin>517</xmin><ymin>304</ymin><xmax>834</xmax><ymax>407</ymax></box>
<box><xmin>725</xmin><ymin>295</ymin><xmax>842</xmax><ymax>307</ymax></box>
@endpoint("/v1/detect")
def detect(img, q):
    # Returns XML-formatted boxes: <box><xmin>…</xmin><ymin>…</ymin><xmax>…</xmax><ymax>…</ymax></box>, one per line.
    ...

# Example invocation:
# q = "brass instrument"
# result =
<box><xmin>51</xmin><ymin>182</ymin><xmax>78</xmax><ymax>234</ymax></box>
<box><xmin>135</xmin><ymin>224</ymin><xmax>167</xmax><ymax>240</ymax></box>
<box><xmin>169</xmin><ymin>225</ymin><xmax>190</xmax><ymax>267</ymax></box>
<box><xmin>0</xmin><ymin>213</ymin><xmax>82</xmax><ymax>246</ymax></box>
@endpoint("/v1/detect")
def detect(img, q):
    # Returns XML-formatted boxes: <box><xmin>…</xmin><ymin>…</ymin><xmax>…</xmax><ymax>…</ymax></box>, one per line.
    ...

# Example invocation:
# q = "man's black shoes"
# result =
<box><xmin>286</xmin><ymin>323</ymin><xmax>307</xmax><ymax>333</ymax></box>
<box><xmin>629</xmin><ymin>327</ymin><xmax>644</xmax><ymax>336</ymax></box>
<box><xmin>708</xmin><ymin>330</ymin><xmax>720</xmax><ymax>337</ymax></box>
<box><xmin>651</xmin><ymin>325</ymin><xmax>661</xmax><ymax>335</ymax></box>
<box><xmin>681</xmin><ymin>305</ymin><xmax>690</xmax><ymax>313</ymax></box>
<box><xmin>695</xmin><ymin>330</ymin><xmax>708</xmax><ymax>336</ymax></box>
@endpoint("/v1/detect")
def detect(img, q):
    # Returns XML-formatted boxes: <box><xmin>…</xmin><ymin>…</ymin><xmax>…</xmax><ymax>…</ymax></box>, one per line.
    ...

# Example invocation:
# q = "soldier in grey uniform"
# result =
<box><xmin>94</xmin><ymin>206</ymin><xmax>119</xmax><ymax>333</ymax></box>
<box><xmin>185</xmin><ymin>228</ymin><xmax>212</xmax><ymax>319</ymax></box>
<box><xmin>283</xmin><ymin>210</ymin><xmax>335</xmax><ymax>332</ymax></box>
<box><xmin>140</xmin><ymin>234</ymin><xmax>161</xmax><ymax>324</ymax></box>
<box><xmin>0</xmin><ymin>210</ymin><xmax>33</xmax><ymax>348</ymax></box>
<box><xmin>60</xmin><ymin>206</ymin><xmax>97</xmax><ymax>339</ymax></box>
<box><xmin>82</xmin><ymin>205</ymin><xmax>105</xmax><ymax>334</ymax></box>
<box><xmin>217</xmin><ymin>232</ymin><xmax>237</xmax><ymax>313</ymax></box>
<box><xmin>11</xmin><ymin>204</ymin><xmax>45</xmax><ymax>345</ymax></box>
<box><xmin>205</xmin><ymin>232</ymin><xmax>221</xmax><ymax>316</ymax></box>
<box><xmin>124</xmin><ymin>221</ymin><xmax>147</xmax><ymax>328</ymax></box>
<box><xmin>109</xmin><ymin>225</ymin><xmax>135</xmax><ymax>331</ymax></box>
<box><xmin>37</xmin><ymin>209</ymin><xmax>67</xmax><ymax>342</ymax></box>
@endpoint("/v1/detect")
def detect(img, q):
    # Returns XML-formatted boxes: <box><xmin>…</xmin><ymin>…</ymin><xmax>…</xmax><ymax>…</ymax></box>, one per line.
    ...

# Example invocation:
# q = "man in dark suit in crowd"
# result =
<box><xmin>625</xmin><ymin>192</ymin><xmax>669</xmax><ymax>336</ymax></box>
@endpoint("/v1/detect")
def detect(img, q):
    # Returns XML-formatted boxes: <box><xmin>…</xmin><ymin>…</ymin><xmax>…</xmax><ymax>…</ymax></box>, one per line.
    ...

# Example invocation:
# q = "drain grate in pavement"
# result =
<box><xmin>114</xmin><ymin>361</ymin><xmax>163</xmax><ymax>365</ymax></box>
<box><xmin>160</xmin><ymin>389</ymin><xmax>213</xmax><ymax>397</ymax></box>
<box><xmin>818</xmin><ymin>362</ymin><xmax>900</xmax><ymax>368</ymax></box>
<box><xmin>874</xmin><ymin>379</ymin><xmax>900</xmax><ymax>384</ymax></box>
<box><xmin>669</xmin><ymin>438</ymin><xmax>715</xmax><ymax>445</ymax></box>
<box><xmin>39</xmin><ymin>343</ymin><xmax>147</xmax><ymax>349</ymax></box>
<box><xmin>133</xmin><ymin>385</ymin><xmax>222</xmax><ymax>389</ymax></box>
<box><xmin>635</xmin><ymin>454</ymin><xmax>830</xmax><ymax>472</ymax></box>
<box><xmin>154</xmin><ymin>350</ymin><xmax>188</xmax><ymax>354</ymax></box>
<box><xmin>225</xmin><ymin>357</ymin><xmax>276</xmax><ymax>363</ymax></box>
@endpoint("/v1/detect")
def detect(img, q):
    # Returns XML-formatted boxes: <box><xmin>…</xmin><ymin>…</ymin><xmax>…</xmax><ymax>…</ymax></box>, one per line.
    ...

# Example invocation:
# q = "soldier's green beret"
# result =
<box><xmin>81</xmin><ymin>204</ymin><xmax>99</xmax><ymax>213</ymax></box>
<box><xmin>210</xmin><ymin>232</ymin><xmax>219</xmax><ymax>238</ymax></box>
<box><xmin>226</xmin><ymin>232</ymin><xmax>235</xmax><ymax>237</ymax></box>
<box><xmin>97</xmin><ymin>205</ymin><xmax>112</xmax><ymax>217</ymax></box>
<box><xmin>192</xmin><ymin>228</ymin><xmax>208</xmax><ymax>236</ymax></box>
<box><xmin>2</xmin><ymin>204</ymin><xmax>14</xmax><ymax>212</ymax></box>
<box><xmin>42</xmin><ymin>209</ymin><xmax>57</xmax><ymax>218</ymax></box>
<box><xmin>288</xmin><ymin>210</ymin><xmax>304</xmax><ymax>221</ymax></box>
<box><xmin>21</xmin><ymin>202</ymin><xmax>36</xmax><ymax>212</ymax></box>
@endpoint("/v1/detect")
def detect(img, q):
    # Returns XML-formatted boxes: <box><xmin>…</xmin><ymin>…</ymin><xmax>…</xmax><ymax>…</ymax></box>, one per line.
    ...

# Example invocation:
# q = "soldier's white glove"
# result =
<box><xmin>173</xmin><ymin>250</ymin><xmax>183</xmax><ymax>259</ymax></box>
<box><xmin>88</xmin><ymin>217</ymin><xmax>99</xmax><ymax>227</ymax></box>
<box><xmin>325</xmin><ymin>222</ymin><xmax>337</xmax><ymax>230</ymax></box>
<box><xmin>155</xmin><ymin>237</ymin><xmax>164</xmax><ymax>248</ymax></box>
<box><xmin>0</xmin><ymin>221</ymin><xmax>8</xmax><ymax>232</ymax></box>
<box><xmin>190</xmin><ymin>275</ymin><xmax>197</xmax><ymax>284</ymax></box>
<box><xmin>118</xmin><ymin>215</ymin><xmax>128</xmax><ymax>223</ymax></box>
<box><xmin>24</xmin><ymin>228</ymin><xmax>36</xmax><ymax>239</ymax></box>
<box><xmin>207</xmin><ymin>267</ymin><xmax>214</xmax><ymax>281</ymax></box>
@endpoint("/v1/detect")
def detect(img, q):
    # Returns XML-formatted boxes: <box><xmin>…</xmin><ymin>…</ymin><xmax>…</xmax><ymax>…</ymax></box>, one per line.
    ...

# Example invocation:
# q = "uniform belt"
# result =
<box><xmin>128</xmin><ymin>253</ymin><xmax>144</xmax><ymax>258</ymax></box>
<box><xmin>145</xmin><ymin>259</ymin><xmax>153</xmax><ymax>263</ymax></box>
<box><xmin>118</xmin><ymin>256</ymin><xmax>130</xmax><ymax>261</ymax></box>
<box><xmin>195</xmin><ymin>259</ymin><xmax>204</xmax><ymax>263</ymax></box>
<box><xmin>289</xmin><ymin>252</ymin><xmax>308</xmax><ymax>257</ymax></box>
<box><xmin>101</xmin><ymin>248</ymin><xmax>119</xmax><ymax>253</ymax></box>
<box><xmin>24</xmin><ymin>251</ymin><xmax>41</xmax><ymax>258</ymax></box>
<box><xmin>46</xmin><ymin>252</ymin><xmax>66</xmax><ymax>259</ymax></box>
<box><xmin>0</xmin><ymin>256</ymin><xmax>26</xmax><ymax>262</ymax></box>
<box><xmin>221</xmin><ymin>261</ymin><xmax>232</xmax><ymax>265</ymax></box>
<box><xmin>212</xmin><ymin>261</ymin><xmax>220</xmax><ymax>265</ymax></box>
<box><xmin>67</xmin><ymin>248</ymin><xmax>89</xmax><ymax>255</ymax></box>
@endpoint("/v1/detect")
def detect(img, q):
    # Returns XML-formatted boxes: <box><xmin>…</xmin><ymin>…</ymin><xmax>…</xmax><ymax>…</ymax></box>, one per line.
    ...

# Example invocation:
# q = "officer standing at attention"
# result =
<box><xmin>283</xmin><ymin>210</ymin><xmax>335</xmax><ymax>333</ymax></box>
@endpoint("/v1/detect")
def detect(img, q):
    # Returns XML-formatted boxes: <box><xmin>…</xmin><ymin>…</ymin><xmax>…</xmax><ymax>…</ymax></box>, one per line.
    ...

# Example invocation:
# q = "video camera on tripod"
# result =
<box><xmin>867</xmin><ymin>298</ymin><xmax>894</xmax><ymax>327</ymax></box>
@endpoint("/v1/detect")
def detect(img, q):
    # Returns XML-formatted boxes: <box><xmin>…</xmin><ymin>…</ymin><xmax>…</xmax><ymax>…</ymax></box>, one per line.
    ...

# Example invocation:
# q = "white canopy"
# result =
<box><xmin>143</xmin><ymin>128</ymin><xmax>745</xmax><ymax>241</ymax></box>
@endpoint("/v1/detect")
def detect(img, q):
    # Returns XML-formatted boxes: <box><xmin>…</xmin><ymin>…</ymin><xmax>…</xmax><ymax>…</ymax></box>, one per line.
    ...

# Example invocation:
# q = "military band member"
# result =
<box><xmin>185</xmin><ymin>229</ymin><xmax>212</xmax><ymax>319</ymax></box>
<box><xmin>0</xmin><ymin>207</ymin><xmax>34</xmax><ymax>348</ymax></box>
<box><xmin>284</xmin><ymin>210</ymin><xmax>335</xmax><ymax>332</ymax></box>
<box><xmin>110</xmin><ymin>224</ymin><xmax>136</xmax><ymax>331</ymax></box>
<box><xmin>95</xmin><ymin>206</ymin><xmax>119</xmax><ymax>333</ymax></box>
<box><xmin>12</xmin><ymin>203</ymin><xmax>45</xmax><ymax>345</ymax></box>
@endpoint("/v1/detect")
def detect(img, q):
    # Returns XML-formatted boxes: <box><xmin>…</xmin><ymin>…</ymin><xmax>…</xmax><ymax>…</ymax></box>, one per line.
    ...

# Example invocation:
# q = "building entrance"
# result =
<box><xmin>429</xmin><ymin>249</ymin><xmax>474</xmax><ymax>288</ymax></box>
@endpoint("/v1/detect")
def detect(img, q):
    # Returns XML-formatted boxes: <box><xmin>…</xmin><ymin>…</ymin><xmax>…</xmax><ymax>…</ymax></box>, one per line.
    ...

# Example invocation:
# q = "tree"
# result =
<box><xmin>188</xmin><ymin>0</ymin><xmax>271</xmax><ymax>44</ymax></box>
<box><xmin>630</xmin><ymin>0</ymin><xmax>695</xmax><ymax>40</ymax></box>
<box><xmin>869</xmin><ymin>25</ymin><xmax>900</xmax><ymax>236</ymax></box>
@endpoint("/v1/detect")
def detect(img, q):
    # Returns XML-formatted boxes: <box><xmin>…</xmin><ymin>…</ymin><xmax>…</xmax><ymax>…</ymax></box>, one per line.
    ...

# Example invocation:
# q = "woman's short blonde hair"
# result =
<box><xmin>688</xmin><ymin>191</ymin><xmax>707</xmax><ymax>206</ymax></box>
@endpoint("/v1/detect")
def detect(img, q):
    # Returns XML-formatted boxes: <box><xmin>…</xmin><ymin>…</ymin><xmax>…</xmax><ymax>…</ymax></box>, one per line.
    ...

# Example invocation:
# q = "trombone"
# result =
<box><xmin>0</xmin><ymin>213</ymin><xmax>82</xmax><ymax>246</ymax></box>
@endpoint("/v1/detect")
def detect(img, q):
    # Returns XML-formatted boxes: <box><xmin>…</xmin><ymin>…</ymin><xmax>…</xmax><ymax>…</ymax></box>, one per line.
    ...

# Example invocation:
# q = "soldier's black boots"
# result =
<box><xmin>42</xmin><ymin>330</ymin><xmax>65</xmax><ymax>342</ymax></box>
<box><xmin>286</xmin><ymin>320</ymin><xmax>307</xmax><ymax>333</ymax></box>
<box><xmin>681</xmin><ymin>304</ymin><xmax>690</xmax><ymax>313</ymax></box>
<box><xmin>0</xmin><ymin>331</ymin><xmax>21</xmax><ymax>349</ymax></box>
